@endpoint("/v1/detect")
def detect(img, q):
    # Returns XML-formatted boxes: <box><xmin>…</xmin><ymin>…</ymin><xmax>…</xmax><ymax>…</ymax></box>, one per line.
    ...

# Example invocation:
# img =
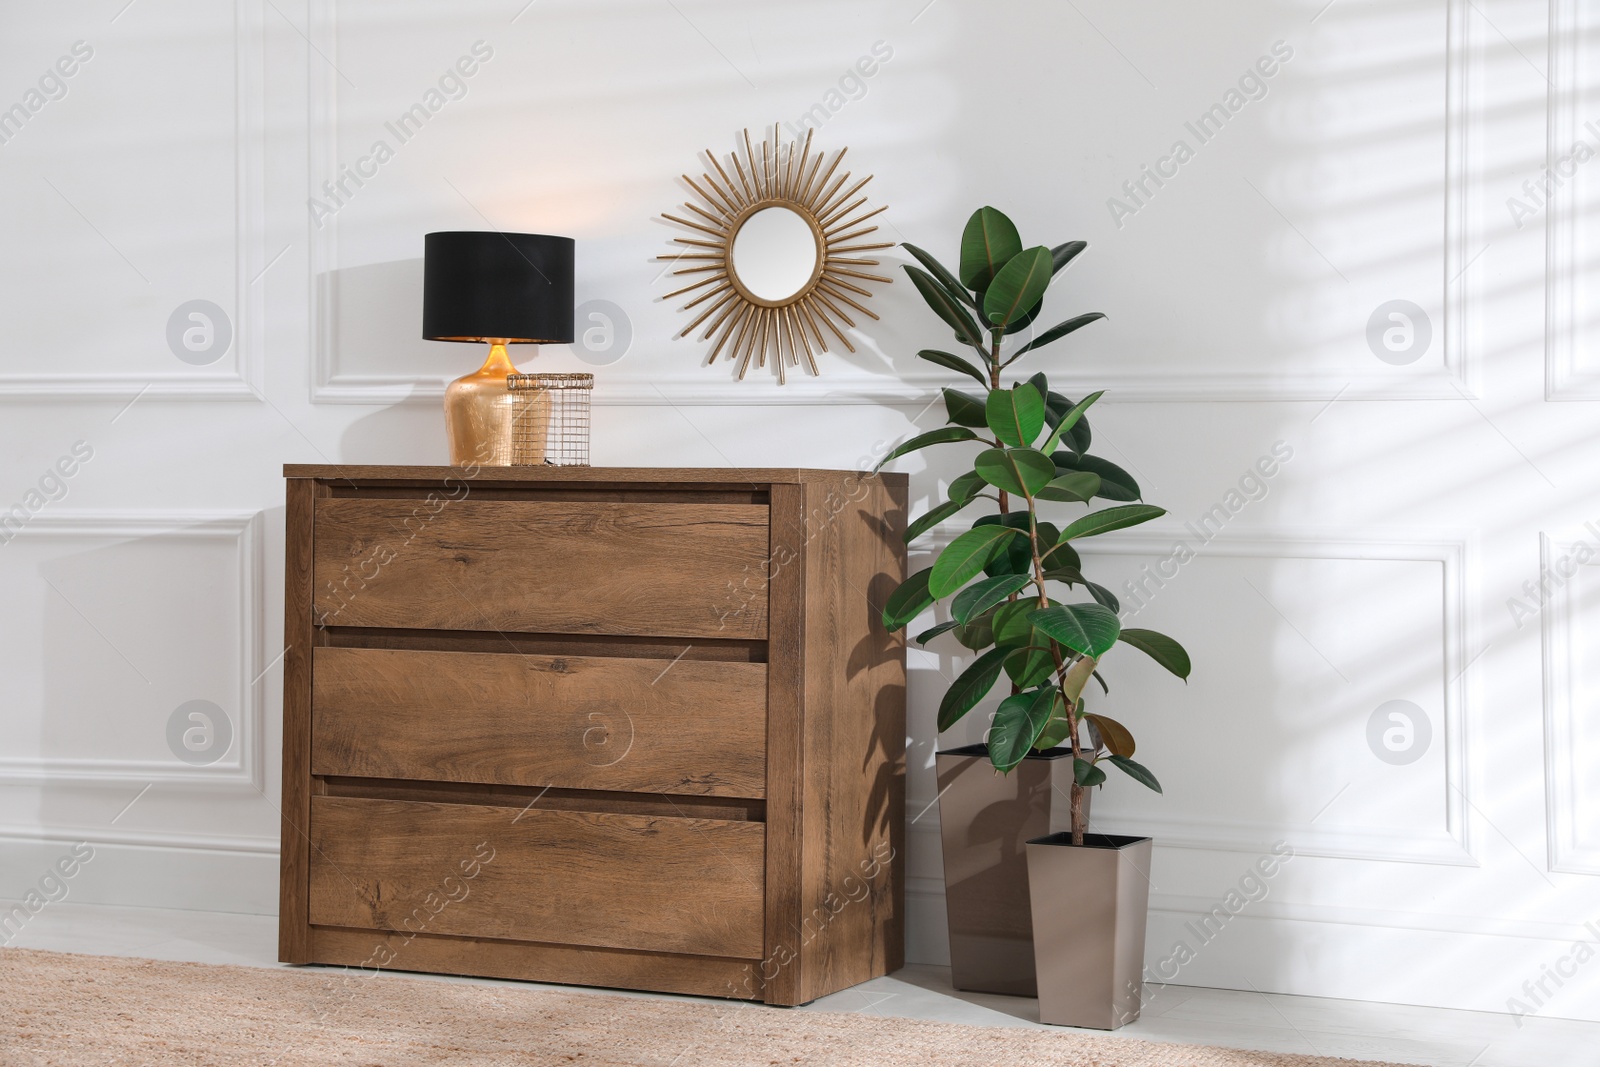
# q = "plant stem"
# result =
<box><xmin>992</xmin><ymin>318</ymin><xmax>1089</xmax><ymax>845</ymax></box>
<box><xmin>989</xmin><ymin>330</ymin><xmax>1007</xmax><ymax>516</ymax></box>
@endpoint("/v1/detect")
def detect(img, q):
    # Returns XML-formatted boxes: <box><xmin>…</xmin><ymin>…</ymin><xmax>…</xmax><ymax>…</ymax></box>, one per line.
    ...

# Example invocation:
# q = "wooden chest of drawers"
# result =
<box><xmin>278</xmin><ymin>465</ymin><xmax>907</xmax><ymax>1005</ymax></box>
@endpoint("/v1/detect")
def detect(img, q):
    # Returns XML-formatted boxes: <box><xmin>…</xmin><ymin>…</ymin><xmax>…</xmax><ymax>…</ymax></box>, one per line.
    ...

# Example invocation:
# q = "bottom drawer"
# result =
<box><xmin>308</xmin><ymin>796</ymin><xmax>765</xmax><ymax>959</ymax></box>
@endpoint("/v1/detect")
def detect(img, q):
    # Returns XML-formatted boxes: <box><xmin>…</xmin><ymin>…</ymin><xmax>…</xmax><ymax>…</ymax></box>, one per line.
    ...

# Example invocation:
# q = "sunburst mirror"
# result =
<box><xmin>659</xmin><ymin>125</ymin><xmax>892</xmax><ymax>383</ymax></box>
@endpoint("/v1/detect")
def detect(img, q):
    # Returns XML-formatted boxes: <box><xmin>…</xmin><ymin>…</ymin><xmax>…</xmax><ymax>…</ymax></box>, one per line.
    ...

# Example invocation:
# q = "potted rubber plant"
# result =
<box><xmin>876</xmin><ymin>207</ymin><xmax>1190</xmax><ymax>1027</ymax></box>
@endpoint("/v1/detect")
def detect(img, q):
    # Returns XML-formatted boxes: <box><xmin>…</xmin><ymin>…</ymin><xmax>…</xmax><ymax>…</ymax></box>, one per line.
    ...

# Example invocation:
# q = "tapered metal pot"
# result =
<box><xmin>934</xmin><ymin>744</ymin><xmax>1087</xmax><ymax>996</ymax></box>
<box><xmin>1025</xmin><ymin>832</ymin><xmax>1153</xmax><ymax>1029</ymax></box>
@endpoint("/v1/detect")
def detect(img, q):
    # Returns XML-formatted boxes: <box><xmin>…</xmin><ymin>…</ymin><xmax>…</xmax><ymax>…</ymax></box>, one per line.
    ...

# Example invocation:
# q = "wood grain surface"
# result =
<box><xmin>312</xmin><ymin>646</ymin><xmax>767</xmax><ymax>797</ymax></box>
<box><xmin>308</xmin><ymin>796</ymin><xmax>766</xmax><ymax>958</ymax></box>
<box><xmin>277</xmin><ymin>477</ymin><xmax>322</xmax><ymax>963</ymax></box>
<box><xmin>312</xmin><ymin>498</ymin><xmax>770</xmax><ymax>639</ymax></box>
<box><xmin>308</xmin><ymin>925</ymin><xmax>762</xmax><ymax>1000</ymax></box>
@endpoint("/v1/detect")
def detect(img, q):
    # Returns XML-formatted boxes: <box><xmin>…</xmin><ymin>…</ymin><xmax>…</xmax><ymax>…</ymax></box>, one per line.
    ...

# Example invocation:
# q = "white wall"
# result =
<box><xmin>2</xmin><ymin>0</ymin><xmax>1596</xmax><ymax>1024</ymax></box>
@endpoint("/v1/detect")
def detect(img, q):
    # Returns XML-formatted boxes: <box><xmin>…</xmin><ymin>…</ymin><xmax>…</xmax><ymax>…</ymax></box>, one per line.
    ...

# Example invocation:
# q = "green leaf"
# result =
<box><xmin>875</xmin><ymin>426</ymin><xmax>977</xmax><ymax>471</ymax></box>
<box><xmin>975</xmin><ymin>448</ymin><xmax>1056</xmax><ymax>497</ymax></box>
<box><xmin>1030</xmin><ymin>602</ymin><xmax>1121</xmax><ymax>658</ymax></box>
<box><xmin>1035</xmin><ymin>708</ymin><xmax>1074</xmax><ymax>750</ymax></box>
<box><xmin>952</xmin><ymin>611</ymin><xmax>995</xmax><ymax>650</ymax></box>
<box><xmin>1074</xmin><ymin>758</ymin><xmax>1108</xmax><ymax>788</ymax></box>
<box><xmin>1084</xmin><ymin>580</ymin><xmax>1120</xmax><ymax>613</ymax></box>
<box><xmin>975</xmin><ymin>513</ymin><xmax>1036</xmax><ymax>577</ymax></box>
<box><xmin>913</xmin><ymin>619</ymin><xmax>960</xmax><ymax>645</ymax></box>
<box><xmin>1050</xmin><ymin>240</ymin><xmax>1087</xmax><ymax>276</ymax></box>
<box><xmin>1059</xmin><ymin>504</ymin><xmax>1166</xmax><ymax>542</ymax></box>
<box><xmin>918</xmin><ymin>349</ymin><xmax>987</xmax><ymax>385</ymax></box>
<box><xmin>1036</xmin><ymin>472</ymin><xmax>1103</xmax><ymax>503</ymax></box>
<box><xmin>902</xmin><ymin>243</ymin><xmax>978</xmax><ymax>308</ymax></box>
<box><xmin>1026</xmin><ymin>371</ymin><xmax>1049</xmax><ymax>400</ymax></box>
<box><xmin>930</xmin><ymin>525</ymin><xmax>1020</xmax><ymax>598</ymax></box>
<box><xmin>952</xmin><ymin>573</ymin><xmax>1033</xmax><ymax>624</ymax></box>
<box><xmin>948</xmin><ymin>470</ymin><xmax>987</xmax><ymax>505</ymax></box>
<box><xmin>985</xmin><ymin>384</ymin><xmax>1045</xmax><ymax>448</ymax></box>
<box><xmin>907</xmin><ymin>266</ymin><xmax>985</xmax><ymax>349</ymax></box>
<box><xmin>1119</xmin><ymin>628</ymin><xmax>1193</xmax><ymax>680</ymax></box>
<box><xmin>1016</xmin><ymin>312</ymin><xmax>1106</xmax><ymax>356</ymax></box>
<box><xmin>937</xmin><ymin>646</ymin><xmax>1009</xmax><ymax>731</ymax></box>
<box><xmin>1055</xmin><ymin>453</ymin><xmax>1141</xmax><ymax>501</ymax></box>
<box><xmin>1084</xmin><ymin>713</ymin><xmax>1135</xmax><ymax>758</ymax></box>
<box><xmin>1003</xmin><ymin>645</ymin><xmax>1057</xmax><ymax>689</ymax></box>
<box><xmin>881</xmin><ymin>567</ymin><xmax>934</xmax><ymax>632</ymax></box>
<box><xmin>1040</xmin><ymin>391</ymin><xmax>1103</xmax><ymax>456</ymax></box>
<box><xmin>959</xmin><ymin>206</ymin><xmax>1023</xmax><ymax>291</ymax></box>
<box><xmin>905</xmin><ymin>498</ymin><xmax>968</xmax><ymax>542</ymax></box>
<box><xmin>943</xmin><ymin>388</ymin><xmax>989</xmax><ymax>428</ymax></box>
<box><xmin>989</xmin><ymin>686</ymin><xmax>1059</xmax><ymax>772</ymax></box>
<box><xmin>982</xmin><ymin>246</ymin><xmax>1054</xmax><ymax>327</ymax></box>
<box><xmin>1108</xmin><ymin>754</ymin><xmax>1162</xmax><ymax>794</ymax></box>
<box><xmin>1002</xmin><ymin>298</ymin><xmax>1043</xmax><ymax>337</ymax></box>
<box><xmin>1044</xmin><ymin>391</ymin><xmax>1093</xmax><ymax>455</ymax></box>
<box><xmin>991</xmin><ymin>599</ymin><xmax>1037</xmax><ymax>648</ymax></box>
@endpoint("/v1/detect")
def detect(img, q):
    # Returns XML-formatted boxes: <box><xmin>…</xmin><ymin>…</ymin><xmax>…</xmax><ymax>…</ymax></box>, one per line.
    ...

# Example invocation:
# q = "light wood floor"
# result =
<box><xmin>7</xmin><ymin>903</ymin><xmax>1595</xmax><ymax>1066</ymax></box>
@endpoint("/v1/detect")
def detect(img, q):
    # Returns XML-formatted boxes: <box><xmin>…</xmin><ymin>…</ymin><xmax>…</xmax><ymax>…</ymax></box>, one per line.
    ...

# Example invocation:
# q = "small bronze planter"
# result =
<box><xmin>1026</xmin><ymin>832</ymin><xmax>1153</xmax><ymax>1029</ymax></box>
<box><xmin>934</xmin><ymin>744</ymin><xmax>1088</xmax><ymax>996</ymax></box>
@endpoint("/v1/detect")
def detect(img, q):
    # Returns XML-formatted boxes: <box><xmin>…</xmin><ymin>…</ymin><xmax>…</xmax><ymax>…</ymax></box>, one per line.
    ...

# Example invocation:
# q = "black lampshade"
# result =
<box><xmin>422</xmin><ymin>231</ymin><xmax>575</xmax><ymax>344</ymax></box>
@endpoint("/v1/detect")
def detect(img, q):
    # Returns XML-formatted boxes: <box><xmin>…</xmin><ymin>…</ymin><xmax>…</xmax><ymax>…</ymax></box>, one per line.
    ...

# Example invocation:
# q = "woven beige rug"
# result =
<box><xmin>1</xmin><ymin>948</ymin><xmax>1421</xmax><ymax>1067</ymax></box>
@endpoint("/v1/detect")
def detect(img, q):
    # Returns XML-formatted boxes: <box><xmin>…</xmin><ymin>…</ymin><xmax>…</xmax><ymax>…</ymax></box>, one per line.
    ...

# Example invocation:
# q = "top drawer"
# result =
<box><xmin>312</xmin><ymin>498</ymin><xmax>769</xmax><ymax>640</ymax></box>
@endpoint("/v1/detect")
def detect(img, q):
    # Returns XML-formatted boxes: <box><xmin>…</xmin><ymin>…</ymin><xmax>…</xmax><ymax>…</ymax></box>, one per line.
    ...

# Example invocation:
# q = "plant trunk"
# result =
<box><xmin>1070</xmin><ymin>781</ymin><xmax>1085</xmax><ymax>845</ymax></box>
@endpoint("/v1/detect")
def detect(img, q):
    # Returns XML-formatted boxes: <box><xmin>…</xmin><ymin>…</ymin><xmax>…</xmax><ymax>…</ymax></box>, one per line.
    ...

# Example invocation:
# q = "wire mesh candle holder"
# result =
<box><xmin>506</xmin><ymin>372</ymin><xmax>593</xmax><ymax>466</ymax></box>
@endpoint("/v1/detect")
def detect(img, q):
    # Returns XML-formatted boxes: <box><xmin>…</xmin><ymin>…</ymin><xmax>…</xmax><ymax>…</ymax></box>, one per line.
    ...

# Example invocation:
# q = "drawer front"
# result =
<box><xmin>312</xmin><ymin>498</ymin><xmax>769</xmax><ymax>639</ymax></box>
<box><xmin>311</xmin><ymin>647</ymin><xmax>767</xmax><ymax>797</ymax></box>
<box><xmin>308</xmin><ymin>796</ymin><xmax>765</xmax><ymax>958</ymax></box>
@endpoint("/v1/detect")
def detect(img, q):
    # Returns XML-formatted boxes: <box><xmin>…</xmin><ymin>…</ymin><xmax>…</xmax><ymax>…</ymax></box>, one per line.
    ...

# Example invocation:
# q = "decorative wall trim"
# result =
<box><xmin>1546</xmin><ymin>0</ymin><xmax>1598</xmax><ymax>399</ymax></box>
<box><xmin>0</xmin><ymin>826</ymin><xmax>276</xmax><ymax>855</ymax></box>
<box><xmin>907</xmin><ymin>874</ymin><xmax>1591</xmax><ymax>942</ymax></box>
<box><xmin>1540</xmin><ymin>532</ymin><xmax>1600</xmax><ymax>874</ymax></box>
<box><xmin>0</xmin><ymin>511</ymin><xmax>265</xmax><ymax>795</ymax></box>
<box><xmin>306</xmin><ymin>0</ymin><xmax>1478</xmax><ymax>406</ymax></box>
<box><xmin>904</xmin><ymin>528</ymin><xmax>1476</xmax><ymax>867</ymax></box>
<box><xmin>0</xmin><ymin>0</ymin><xmax>266</xmax><ymax>402</ymax></box>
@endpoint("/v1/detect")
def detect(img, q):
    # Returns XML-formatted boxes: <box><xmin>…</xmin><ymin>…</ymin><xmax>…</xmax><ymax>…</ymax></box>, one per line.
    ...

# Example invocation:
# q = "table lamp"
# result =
<box><xmin>422</xmin><ymin>231</ymin><xmax>575</xmax><ymax>465</ymax></box>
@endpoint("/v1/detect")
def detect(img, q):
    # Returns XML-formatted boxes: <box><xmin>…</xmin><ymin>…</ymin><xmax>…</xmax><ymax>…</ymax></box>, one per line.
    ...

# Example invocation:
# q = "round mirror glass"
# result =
<box><xmin>729</xmin><ymin>206</ymin><xmax>819</xmax><ymax>303</ymax></box>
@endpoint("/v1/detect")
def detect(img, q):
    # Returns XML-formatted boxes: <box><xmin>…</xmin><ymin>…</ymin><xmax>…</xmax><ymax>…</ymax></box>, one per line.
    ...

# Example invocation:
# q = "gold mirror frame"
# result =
<box><xmin>660</xmin><ymin>125</ymin><xmax>892</xmax><ymax>383</ymax></box>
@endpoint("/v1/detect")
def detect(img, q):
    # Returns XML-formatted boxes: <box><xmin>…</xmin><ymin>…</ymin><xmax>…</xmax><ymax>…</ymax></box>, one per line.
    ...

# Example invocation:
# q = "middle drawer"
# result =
<box><xmin>312</xmin><ymin>647</ymin><xmax>768</xmax><ymax>798</ymax></box>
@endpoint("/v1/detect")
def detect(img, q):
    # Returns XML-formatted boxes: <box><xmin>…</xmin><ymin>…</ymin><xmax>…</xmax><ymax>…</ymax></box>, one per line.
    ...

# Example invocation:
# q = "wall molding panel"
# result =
<box><xmin>0</xmin><ymin>0</ymin><xmax>266</xmax><ymax>402</ymax></box>
<box><xmin>305</xmin><ymin>0</ymin><xmax>1479</xmax><ymax>407</ymax></box>
<box><xmin>1540</xmin><ymin>532</ymin><xmax>1600</xmax><ymax>874</ymax></box>
<box><xmin>903</xmin><ymin>528</ymin><xmax>1476</xmax><ymax>867</ymax></box>
<box><xmin>0</xmin><ymin>511</ymin><xmax>266</xmax><ymax>797</ymax></box>
<box><xmin>1546</xmin><ymin>0</ymin><xmax>1598</xmax><ymax>399</ymax></box>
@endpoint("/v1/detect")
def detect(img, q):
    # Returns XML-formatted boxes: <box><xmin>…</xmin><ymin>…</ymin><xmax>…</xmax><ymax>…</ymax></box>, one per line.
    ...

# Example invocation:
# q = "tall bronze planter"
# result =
<box><xmin>934</xmin><ymin>744</ymin><xmax>1085</xmax><ymax>996</ymax></box>
<box><xmin>1026</xmin><ymin>832</ymin><xmax>1154</xmax><ymax>1029</ymax></box>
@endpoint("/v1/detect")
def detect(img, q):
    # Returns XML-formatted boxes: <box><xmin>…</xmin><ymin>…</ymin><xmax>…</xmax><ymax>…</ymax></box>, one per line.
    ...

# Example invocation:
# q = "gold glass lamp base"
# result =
<box><xmin>443</xmin><ymin>341</ymin><xmax>550</xmax><ymax>466</ymax></box>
